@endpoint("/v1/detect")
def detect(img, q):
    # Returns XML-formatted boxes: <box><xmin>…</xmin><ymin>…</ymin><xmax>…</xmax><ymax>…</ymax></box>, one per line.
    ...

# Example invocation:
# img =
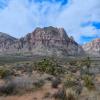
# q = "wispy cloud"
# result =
<box><xmin>0</xmin><ymin>0</ymin><xmax>100</xmax><ymax>43</ymax></box>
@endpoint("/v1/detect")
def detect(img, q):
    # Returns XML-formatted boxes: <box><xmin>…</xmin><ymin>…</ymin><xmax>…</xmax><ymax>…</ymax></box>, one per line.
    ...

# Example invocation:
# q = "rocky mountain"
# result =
<box><xmin>82</xmin><ymin>38</ymin><xmax>100</xmax><ymax>57</ymax></box>
<box><xmin>0</xmin><ymin>26</ymin><xmax>84</xmax><ymax>57</ymax></box>
<box><xmin>0</xmin><ymin>32</ymin><xmax>17</xmax><ymax>54</ymax></box>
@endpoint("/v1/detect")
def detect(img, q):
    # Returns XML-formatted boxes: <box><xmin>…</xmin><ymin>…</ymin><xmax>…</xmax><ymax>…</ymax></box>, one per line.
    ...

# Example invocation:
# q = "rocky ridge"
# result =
<box><xmin>0</xmin><ymin>26</ymin><xmax>84</xmax><ymax>57</ymax></box>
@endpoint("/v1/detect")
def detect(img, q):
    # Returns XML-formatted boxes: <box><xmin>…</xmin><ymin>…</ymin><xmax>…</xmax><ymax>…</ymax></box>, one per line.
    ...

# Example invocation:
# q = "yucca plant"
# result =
<box><xmin>83</xmin><ymin>75</ymin><xmax>95</xmax><ymax>90</ymax></box>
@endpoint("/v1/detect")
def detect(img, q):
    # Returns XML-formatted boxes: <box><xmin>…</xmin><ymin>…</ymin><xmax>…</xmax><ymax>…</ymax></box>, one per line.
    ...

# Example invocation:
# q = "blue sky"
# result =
<box><xmin>0</xmin><ymin>0</ymin><xmax>100</xmax><ymax>44</ymax></box>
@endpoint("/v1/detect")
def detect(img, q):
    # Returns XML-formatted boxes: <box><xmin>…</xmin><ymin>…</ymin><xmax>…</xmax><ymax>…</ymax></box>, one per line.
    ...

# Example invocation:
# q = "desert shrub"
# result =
<box><xmin>76</xmin><ymin>57</ymin><xmax>91</xmax><ymax>71</ymax></box>
<box><xmin>12</xmin><ymin>76</ymin><xmax>35</xmax><ymax>92</ymax></box>
<box><xmin>66</xmin><ymin>88</ymin><xmax>77</xmax><ymax>100</ymax></box>
<box><xmin>34</xmin><ymin>58</ymin><xmax>64</xmax><ymax>76</ymax></box>
<box><xmin>66</xmin><ymin>92</ymin><xmax>76</xmax><ymax>100</ymax></box>
<box><xmin>0</xmin><ymin>67</ymin><xmax>12</xmax><ymax>78</ymax></box>
<box><xmin>43</xmin><ymin>92</ymin><xmax>51</xmax><ymax>99</ymax></box>
<box><xmin>0</xmin><ymin>76</ymin><xmax>45</xmax><ymax>95</ymax></box>
<box><xmin>64</xmin><ymin>74</ymin><xmax>77</xmax><ymax>88</ymax></box>
<box><xmin>63</xmin><ymin>74</ymin><xmax>82</xmax><ymax>95</ymax></box>
<box><xmin>53</xmin><ymin>87</ymin><xmax>77</xmax><ymax>100</ymax></box>
<box><xmin>69</xmin><ymin>61</ymin><xmax>77</xmax><ymax>66</ymax></box>
<box><xmin>12</xmin><ymin>62</ymin><xmax>35</xmax><ymax>76</ymax></box>
<box><xmin>53</xmin><ymin>86</ymin><xmax>67</xmax><ymax>100</ymax></box>
<box><xmin>81</xmin><ymin>57</ymin><xmax>91</xmax><ymax>69</ymax></box>
<box><xmin>51</xmin><ymin>77</ymin><xmax>61</xmax><ymax>88</ymax></box>
<box><xmin>14</xmin><ymin>76</ymin><xmax>44</xmax><ymax>92</ymax></box>
<box><xmin>83</xmin><ymin>75</ymin><xmax>95</xmax><ymax>90</ymax></box>
<box><xmin>64</xmin><ymin>79</ymin><xmax>77</xmax><ymax>89</ymax></box>
<box><xmin>75</xmin><ymin>61</ymin><xmax>83</xmax><ymax>70</ymax></box>
<box><xmin>0</xmin><ymin>82</ymin><xmax>16</xmax><ymax>95</ymax></box>
<box><xmin>84</xmin><ymin>57</ymin><xmax>91</xmax><ymax>68</ymax></box>
<box><xmin>68</xmin><ymin>66</ymin><xmax>78</xmax><ymax>73</ymax></box>
<box><xmin>33</xmin><ymin>79</ymin><xmax>44</xmax><ymax>89</ymax></box>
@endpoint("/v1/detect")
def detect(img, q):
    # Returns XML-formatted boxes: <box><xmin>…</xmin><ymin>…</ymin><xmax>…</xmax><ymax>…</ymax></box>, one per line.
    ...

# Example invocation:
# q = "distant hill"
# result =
<box><xmin>0</xmin><ymin>32</ymin><xmax>17</xmax><ymax>54</ymax></box>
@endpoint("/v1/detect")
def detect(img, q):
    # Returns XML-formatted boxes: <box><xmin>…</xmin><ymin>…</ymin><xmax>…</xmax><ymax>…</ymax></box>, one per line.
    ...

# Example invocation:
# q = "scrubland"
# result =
<box><xmin>0</xmin><ymin>56</ymin><xmax>100</xmax><ymax>100</ymax></box>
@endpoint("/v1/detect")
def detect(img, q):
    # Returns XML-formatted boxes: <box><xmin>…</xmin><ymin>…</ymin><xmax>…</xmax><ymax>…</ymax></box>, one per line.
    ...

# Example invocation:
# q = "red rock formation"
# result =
<box><xmin>0</xmin><ymin>27</ymin><xmax>84</xmax><ymax>57</ymax></box>
<box><xmin>83</xmin><ymin>38</ymin><xmax>100</xmax><ymax>57</ymax></box>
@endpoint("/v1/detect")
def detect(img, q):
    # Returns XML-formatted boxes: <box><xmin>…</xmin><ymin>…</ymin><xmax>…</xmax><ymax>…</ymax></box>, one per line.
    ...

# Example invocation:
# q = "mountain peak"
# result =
<box><xmin>0</xmin><ymin>27</ymin><xmax>84</xmax><ymax>57</ymax></box>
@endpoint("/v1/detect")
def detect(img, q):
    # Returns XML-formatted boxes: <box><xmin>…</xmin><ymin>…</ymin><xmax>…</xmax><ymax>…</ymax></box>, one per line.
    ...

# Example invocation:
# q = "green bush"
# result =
<box><xmin>0</xmin><ymin>67</ymin><xmax>12</xmax><ymax>78</ymax></box>
<box><xmin>34</xmin><ymin>58</ymin><xmax>64</xmax><ymax>76</ymax></box>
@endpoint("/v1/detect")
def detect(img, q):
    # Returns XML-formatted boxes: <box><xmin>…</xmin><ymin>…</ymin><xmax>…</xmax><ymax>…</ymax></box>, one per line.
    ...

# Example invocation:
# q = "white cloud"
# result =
<box><xmin>55</xmin><ymin>0</ymin><xmax>100</xmax><ymax>42</ymax></box>
<box><xmin>0</xmin><ymin>0</ymin><xmax>99</xmax><ymax>43</ymax></box>
<box><xmin>0</xmin><ymin>0</ymin><xmax>63</xmax><ymax>37</ymax></box>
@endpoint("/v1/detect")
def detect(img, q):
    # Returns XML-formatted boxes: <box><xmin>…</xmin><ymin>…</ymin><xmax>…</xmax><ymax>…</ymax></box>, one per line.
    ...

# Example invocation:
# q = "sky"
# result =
<box><xmin>0</xmin><ymin>0</ymin><xmax>100</xmax><ymax>44</ymax></box>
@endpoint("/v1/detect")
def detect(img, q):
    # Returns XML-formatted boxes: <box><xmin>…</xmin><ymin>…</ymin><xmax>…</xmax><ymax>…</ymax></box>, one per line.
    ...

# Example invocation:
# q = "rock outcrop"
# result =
<box><xmin>0</xmin><ymin>27</ymin><xmax>84</xmax><ymax>57</ymax></box>
<box><xmin>82</xmin><ymin>38</ymin><xmax>100</xmax><ymax>57</ymax></box>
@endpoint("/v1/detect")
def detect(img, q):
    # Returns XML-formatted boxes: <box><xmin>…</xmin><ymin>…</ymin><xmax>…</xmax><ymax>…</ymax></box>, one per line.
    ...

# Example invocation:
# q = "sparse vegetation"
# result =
<box><xmin>0</xmin><ymin>56</ymin><xmax>99</xmax><ymax>100</ymax></box>
<box><xmin>64</xmin><ymin>78</ymin><xmax>77</xmax><ymax>89</ymax></box>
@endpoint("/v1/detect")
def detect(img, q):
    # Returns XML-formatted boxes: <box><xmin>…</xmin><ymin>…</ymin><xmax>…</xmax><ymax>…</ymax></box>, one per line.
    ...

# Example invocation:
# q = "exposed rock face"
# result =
<box><xmin>0</xmin><ymin>27</ymin><xmax>84</xmax><ymax>57</ymax></box>
<box><xmin>82</xmin><ymin>38</ymin><xmax>100</xmax><ymax>57</ymax></box>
